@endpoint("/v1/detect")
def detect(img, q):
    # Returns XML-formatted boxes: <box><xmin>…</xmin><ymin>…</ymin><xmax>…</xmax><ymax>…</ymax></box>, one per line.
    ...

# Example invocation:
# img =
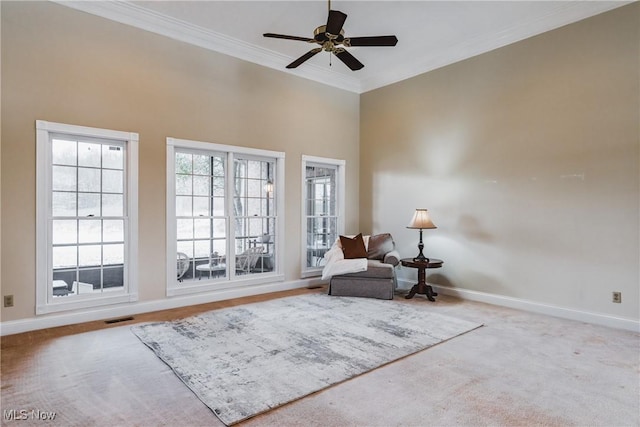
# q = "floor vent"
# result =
<box><xmin>105</xmin><ymin>316</ymin><xmax>135</xmax><ymax>324</ymax></box>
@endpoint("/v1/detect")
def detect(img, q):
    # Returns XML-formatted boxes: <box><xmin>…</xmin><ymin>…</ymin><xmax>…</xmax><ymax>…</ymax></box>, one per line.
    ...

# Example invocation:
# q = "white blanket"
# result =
<box><xmin>321</xmin><ymin>236</ymin><xmax>369</xmax><ymax>280</ymax></box>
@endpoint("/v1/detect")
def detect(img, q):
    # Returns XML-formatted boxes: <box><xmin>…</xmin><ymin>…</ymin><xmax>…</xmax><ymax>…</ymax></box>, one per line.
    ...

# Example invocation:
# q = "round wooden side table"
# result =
<box><xmin>400</xmin><ymin>258</ymin><xmax>443</xmax><ymax>301</ymax></box>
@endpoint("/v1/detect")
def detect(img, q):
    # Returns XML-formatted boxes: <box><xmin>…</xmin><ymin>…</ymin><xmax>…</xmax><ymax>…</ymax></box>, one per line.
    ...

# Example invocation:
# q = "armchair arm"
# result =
<box><xmin>383</xmin><ymin>250</ymin><xmax>400</xmax><ymax>267</ymax></box>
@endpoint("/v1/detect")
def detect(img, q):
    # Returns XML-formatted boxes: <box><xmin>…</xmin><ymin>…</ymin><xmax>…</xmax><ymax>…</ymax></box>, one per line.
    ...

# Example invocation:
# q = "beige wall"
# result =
<box><xmin>0</xmin><ymin>2</ymin><xmax>360</xmax><ymax>322</ymax></box>
<box><xmin>361</xmin><ymin>4</ymin><xmax>639</xmax><ymax>320</ymax></box>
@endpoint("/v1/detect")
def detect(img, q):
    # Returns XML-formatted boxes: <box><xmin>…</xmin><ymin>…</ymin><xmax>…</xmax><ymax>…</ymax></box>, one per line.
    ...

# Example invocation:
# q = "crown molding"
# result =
<box><xmin>359</xmin><ymin>1</ymin><xmax>629</xmax><ymax>93</ymax></box>
<box><xmin>53</xmin><ymin>0</ymin><xmax>363</xmax><ymax>93</ymax></box>
<box><xmin>52</xmin><ymin>1</ymin><xmax>628</xmax><ymax>95</ymax></box>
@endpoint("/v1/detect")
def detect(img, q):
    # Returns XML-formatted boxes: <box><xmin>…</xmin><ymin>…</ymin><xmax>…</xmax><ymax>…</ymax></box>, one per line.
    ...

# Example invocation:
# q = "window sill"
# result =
<box><xmin>301</xmin><ymin>269</ymin><xmax>323</xmax><ymax>279</ymax></box>
<box><xmin>167</xmin><ymin>273</ymin><xmax>285</xmax><ymax>297</ymax></box>
<box><xmin>36</xmin><ymin>292</ymin><xmax>138</xmax><ymax>315</ymax></box>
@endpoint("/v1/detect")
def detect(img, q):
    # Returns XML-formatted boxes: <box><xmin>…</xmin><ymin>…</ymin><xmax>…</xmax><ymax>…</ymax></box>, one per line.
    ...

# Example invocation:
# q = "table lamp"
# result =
<box><xmin>407</xmin><ymin>209</ymin><xmax>437</xmax><ymax>262</ymax></box>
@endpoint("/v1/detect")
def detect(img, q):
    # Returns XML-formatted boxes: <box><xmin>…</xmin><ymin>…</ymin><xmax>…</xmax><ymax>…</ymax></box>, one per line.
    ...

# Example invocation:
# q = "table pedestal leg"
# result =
<box><xmin>405</xmin><ymin>266</ymin><xmax>437</xmax><ymax>301</ymax></box>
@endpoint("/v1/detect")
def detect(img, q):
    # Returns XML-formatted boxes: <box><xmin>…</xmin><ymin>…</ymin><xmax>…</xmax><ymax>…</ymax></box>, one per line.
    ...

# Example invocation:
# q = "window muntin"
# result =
<box><xmin>50</xmin><ymin>136</ymin><xmax>127</xmax><ymax>296</ymax></box>
<box><xmin>167</xmin><ymin>138</ymin><xmax>284</xmax><ymax>294</ymax></box>
<box><xmin>233</xmin><ymin>157</ymin><xmax>275</xmax><ymax>274</ymax></box>
<box><xmin>301</xmin><ymin>156</ymin><xmax>345</xmax><ymax>277</ymax></box>
<box><xmin>36</xmin><ymin>120</ymin><xmax>138</xmax><ymax>314</ymax></box>
<box><xmin>175</xmin><ymin>150</ymin><xmax>228</xmax><ymax>281</ymax></box>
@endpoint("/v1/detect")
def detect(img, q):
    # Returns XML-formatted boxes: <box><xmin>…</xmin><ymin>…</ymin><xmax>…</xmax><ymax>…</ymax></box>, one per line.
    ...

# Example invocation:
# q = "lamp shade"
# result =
<box><xmin>407</xmin><ymin>209</ymin><xmax>437</xmax><ymax>229</ymax></box>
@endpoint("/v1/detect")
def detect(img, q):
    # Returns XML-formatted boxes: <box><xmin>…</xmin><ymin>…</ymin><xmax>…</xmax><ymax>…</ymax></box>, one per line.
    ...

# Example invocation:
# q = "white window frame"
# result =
<box><xmin>301</xmin><ymin>155</ymin><xmax>345</xmax><ymax>278</ymax></box>
<box><xmin>36</xmin><ymin>120</ymin><xmax>139</xmax><ymax>314</ymax></box>
<box><xmin>166</xmin><ymin>137</ymin><xmax>285</xmax><ymax>296</ymax></box>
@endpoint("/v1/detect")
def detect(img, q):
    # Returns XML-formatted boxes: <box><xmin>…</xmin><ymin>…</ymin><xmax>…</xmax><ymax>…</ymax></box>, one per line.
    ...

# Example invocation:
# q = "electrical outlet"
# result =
<box><xmin>612</xmin><ymin>292</ymin><xmax>622</xmax><ymax>304</ymax></box>
<box><xmin>3</xmin><ymin>295</ymin><xmax>14</xmax><ymax>308</ymax></box>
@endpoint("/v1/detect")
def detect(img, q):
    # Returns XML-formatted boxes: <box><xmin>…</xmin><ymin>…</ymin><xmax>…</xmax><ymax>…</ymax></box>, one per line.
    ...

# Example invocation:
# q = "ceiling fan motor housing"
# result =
<box><xmin>264</xmin><ymin>9</ymin><xmax>397</xmax><ymax>71</ymax></box>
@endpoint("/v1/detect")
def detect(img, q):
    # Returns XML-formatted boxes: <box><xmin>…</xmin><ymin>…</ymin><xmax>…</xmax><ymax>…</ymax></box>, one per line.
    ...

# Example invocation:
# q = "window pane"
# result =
<box><xmin>235</xmin><ymin>218</ymin><xmax>248</xmax><ymax>239</ymax></box>
<box><xmin>53</xmin><ymin>192</ymin><xmax>76</xmax><ymax>217</ymax></box>
<box><xmin>102</xmin><ymin>194</ymin><xmax>123</xmax><ymax>217</ymax></box>
<box><xmin>212</xmin><ymin>157</ymin><xmax>224</xmax><ymax>176</ymax></box>
<box><xmin>177</xmin><ymin>241</ymin><xmax>193</xmax><ymax>258</ymax></box>
<box><xmin>78</xmin><ymin>142</ymin><xmax>101</xmax><ymax>168</ymax></box>
<box><xmin>268</xmin><ymin>198</ymin><xmax>275</xmax><ymax>216</ymax></box>
<box><xmin>52</xmin><ymin>139</ymin><xmax>76</xmax><ymax>166</ymax></box>
<box><xmin>249</xmin><ymin>217</ymin><xmax>263</xmax><ymax>237</ymax></box>
<box><xmin>212</xmin><ymin>218</ymin><xmax>226</xmax><ymax>239</ymax></box>
<box><xmin>176</xmin><ymin>174</ymin><xmax>192</xmax><ymax>195</ymax></box>
<box><xmin>52</xmin><ymin>220</ymin><xmax>77</xmax><ymax>244</ymax></box>
<box><xmin>247</xmin><ymin>198</ymin><xmax>262</xmax><ymax>216</ymax></box>
<box><xmin>247</xmin><ymin>179</ymin><xmax>261</xmax><ymax>197</ymax></box>
<box><xmin>53</xmin><ymin>246</ymin><xmax>77</xmax><ymax>269</ymax></box>
<box><xmin>175</xmin><ymin>152</ymin><xmax>192</xmax><ymax>174</ymax></box>
<box><xmin>78</xmin><ymin>269</ymin><xmax>100</xmax><ymax>293</ymax></box>
<box><xmin>176</xmin><ymin>196</ymin><xmax>192</xmax><ymax>217</ymax></box>
<box><xmin>103</xmin><ymin>220</ymin><xmax>124</xmax><ymax>243</ymax></box>
<box><xmin>212</xmin><ymin>177</ymin><xmax>225</xmax><ymax>197</ymax></box>
<box><xmin>177</xmin><ymin>218</ymin><xmax>193</xmax><ymax>240</ymax></box>
<box><xmin>52</xmin><ymin>166</ymin><xmax>77</xmax><ymax>191</ymax></box>
<box><xmin>103</xmin><ymin>267</ymin><xmax>124</xmax><ymax>290</ymax></box>
<box><xmin>193</xmin><ymin>154</ymin><xmax>211</xmax><ymax>175</ymax></box>
<box><xmin>78</xmin><ymin>167</ymin><xmax>100</xmax><ymax>192</ymax></box>
<box><xmin>194</xmin><ymin>240</ymin><xmax>210</xmax><ymax>258</ymax></box>
<box><xmin>247</xmin><ymin>160</ymin><xmax>261</xmax><ymax>179</ymax></box>
<box><xmin>193</xmin><ymin>176</ymin><xmax>210</xmax><ymax>196</ymax></box>
<box><xmin>212</xmin><ymin>197</ymin><xmax>225</xmax><ymax>216</ymax></box>
<box><xmin>78</xmin><ymin>193</ymin><xmax>101</xmax><ymax>217</ymax></box>
<box><xmin>79</xmin><ymin>220</ymin><xmax>101</xmax><ymax>244</ymax></box>
<box><xmin>212</xmin><ymin>239</ymin><xmax>226</xmax><ymax>256</ymax></box>
<box><xmin>102</xmin><ymin>170</ymin><xmax>123</xmax><ymax>193</ymax></box>
<box><xmin>194</xmin><ymin>218</ymin><xmax>211</xmax><ymax>239</ymax></box>
<box><xmin>103</xmin><ymin>243</ymin><xmax>124</xmax><ymax>265</ymax></box>
<box><xmin>102</xmin><ymin>145</ymin><xmax>123</xmax><ymax>169</ymax></box>
<box><xmin>79</xmin><ymin>245</ymin><xmax>101</xmax><ymax>267</ymax></box>
<box><xmin>193</xmin><ymin>197</ymin><xmax>209</xmax><ymax>216</ymax></box>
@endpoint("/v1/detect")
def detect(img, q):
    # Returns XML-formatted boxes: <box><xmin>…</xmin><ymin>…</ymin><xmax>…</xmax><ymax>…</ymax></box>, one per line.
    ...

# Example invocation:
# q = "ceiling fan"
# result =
<box><xmin>263</xmin><ymin>1</ymin><xmax>398</xmax><ymax>71</ymax></box>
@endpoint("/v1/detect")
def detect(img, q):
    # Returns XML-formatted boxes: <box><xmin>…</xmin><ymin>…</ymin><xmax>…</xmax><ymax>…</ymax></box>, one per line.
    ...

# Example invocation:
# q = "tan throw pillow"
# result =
<box><xmin>340</xmin><ymin>233</ymin><xmax>368</xmax><ymax>259</ymax></box>
<box><xmin>368</xmin><ymin>233</ymin><xmax>394</xmax><ymax>260</ymax></box>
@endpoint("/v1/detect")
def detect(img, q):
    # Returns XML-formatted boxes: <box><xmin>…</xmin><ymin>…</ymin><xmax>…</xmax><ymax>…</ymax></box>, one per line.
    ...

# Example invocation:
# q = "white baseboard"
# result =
<box><xmin>4</xmin><ymin>279</ymin><xmax>637</xmax><ymax>336</ymax></box>
<box><xmin>0</xmin><ymin>279</ymin><xmax>321</xmax><ymax>337</ymax></box>
<box><xmin>398</xmin><ymin>279</ymin><xmax>639</xmax><ymax>333</ymax></box>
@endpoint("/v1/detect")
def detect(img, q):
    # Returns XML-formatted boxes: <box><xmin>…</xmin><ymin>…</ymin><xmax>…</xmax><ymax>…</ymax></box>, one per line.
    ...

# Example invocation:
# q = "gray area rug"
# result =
<box><xmin>131</xmin><ymin>293</ymin><xmax>482</xmax><ymax>425</ymax></box>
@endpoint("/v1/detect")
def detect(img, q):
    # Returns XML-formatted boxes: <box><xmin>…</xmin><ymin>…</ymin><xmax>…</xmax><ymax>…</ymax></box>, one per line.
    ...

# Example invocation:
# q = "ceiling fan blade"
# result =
<box><xmin>286</xmin><ymin>48</ymin><xmax>322</xmax><ymax>69</ymax></box>
<box><xmin>345</xmin><ymin>35</ymin><xmax>398</xmax><ymax>47</ymax></box>
<box><xmin>334</xmin><ymin>49</ymin><xmax>364</xmax><ymax>71</ymax></box>
<box><xmin>264</xmin><ymin>33</ymin><xmax>315</xmax><ymax>43</ymax></box>
<box><xmin>326</xmin><ymin>10</ymin><xmax>347</xmax><ymax>37</ymax></box>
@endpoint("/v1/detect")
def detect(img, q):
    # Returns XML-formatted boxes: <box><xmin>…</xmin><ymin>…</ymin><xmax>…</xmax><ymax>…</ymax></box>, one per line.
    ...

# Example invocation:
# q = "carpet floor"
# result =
<box><xmin>1</xmin><ymin>287</ymin><xmax>638</xmax><ymax>426</ymax></box>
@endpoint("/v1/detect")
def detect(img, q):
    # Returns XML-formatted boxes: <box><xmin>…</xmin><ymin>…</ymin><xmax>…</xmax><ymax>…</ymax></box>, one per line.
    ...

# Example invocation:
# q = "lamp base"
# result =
<box><xmin>414</xmin><ymin>232</ymin><xmax>429</xmax><ymax>262</ymax></box>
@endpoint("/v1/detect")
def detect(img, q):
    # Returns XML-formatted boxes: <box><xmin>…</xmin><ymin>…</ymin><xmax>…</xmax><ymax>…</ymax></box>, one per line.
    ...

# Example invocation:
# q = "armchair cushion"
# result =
<box><xmin>332</xmin><ymin>260</ymin><xmax>395</xmax><ymax>279</ymax></box>
<box><xmin>367</xmin><ymin>233</ymin><xmax>395</xmax><ymax>260</ymax></box>
<box><xmin>383</xmin><ymin>250</ymin><xmax>401</xmax><ymax>267</ymax></box>
<box><xmin>340</xmin><ymin>233</ymin><xmax>367</xmax><ymax>259</ymax></box>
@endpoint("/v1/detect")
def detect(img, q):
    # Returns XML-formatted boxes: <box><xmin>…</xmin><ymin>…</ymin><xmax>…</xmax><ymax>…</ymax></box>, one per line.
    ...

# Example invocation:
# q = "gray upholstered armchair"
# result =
<box><xmin>328</xmin><ymin>233</ymin><xmax>400</xmax><ymax>300</ymax></box>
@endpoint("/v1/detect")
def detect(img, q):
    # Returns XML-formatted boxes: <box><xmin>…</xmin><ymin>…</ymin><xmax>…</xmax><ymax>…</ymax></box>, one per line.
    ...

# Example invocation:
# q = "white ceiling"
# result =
<box><xmin>57</xmin><ymin>1</ymin><xmax>628</xmax><ymax>93</ymax></box>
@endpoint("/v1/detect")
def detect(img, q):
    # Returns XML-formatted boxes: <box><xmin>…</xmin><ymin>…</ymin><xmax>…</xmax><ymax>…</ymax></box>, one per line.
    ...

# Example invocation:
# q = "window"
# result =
<box><xmin>301</xmin><ymin>155</ymin><xmax>345</xmax><ymax>277</ymax></box>
<box><xmin>175</xmin><ymin>151</ymin><xmax>228</xmax><ymax>281</ymax></box>
<box><xmin>36</xmin><ymin>121</ymin><xmax>138</xmax><ymax>314</ymax></box>
<box><xmin>167</xmin><ymin>138</ymin><xmax>284</xmax><ymax>296</ymax></box>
